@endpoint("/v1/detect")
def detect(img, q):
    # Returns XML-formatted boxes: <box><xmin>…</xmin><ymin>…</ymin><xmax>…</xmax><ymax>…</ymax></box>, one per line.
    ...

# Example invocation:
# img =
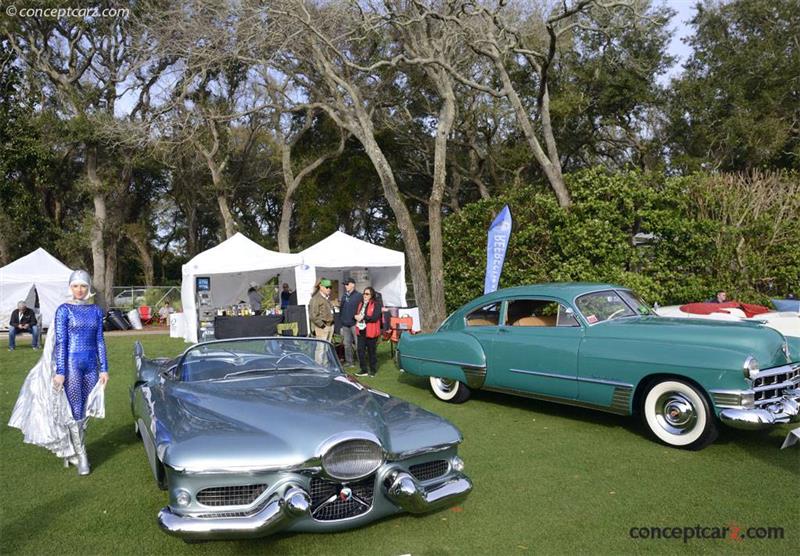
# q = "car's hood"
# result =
<box><xmin>586</xmin><ymin>316</ymin><xmax>792</xmax><ymax>368</ymax></box>
<box><xmin>152</xmin><ymin>372</ymin><xmax>457</xmax><ymax>472</ymax></box>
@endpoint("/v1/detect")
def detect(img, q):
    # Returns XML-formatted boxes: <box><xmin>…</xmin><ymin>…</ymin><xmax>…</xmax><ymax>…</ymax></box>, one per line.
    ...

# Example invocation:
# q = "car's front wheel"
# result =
<box><xmin>642</xmin><ymin>379</ymin><xmax>718</xmax><ymax>450</ymax></box>
<box><xmin>429</xmin><ymin>377</ymin><xmax>471</xmax><ymax>403</ymax></box>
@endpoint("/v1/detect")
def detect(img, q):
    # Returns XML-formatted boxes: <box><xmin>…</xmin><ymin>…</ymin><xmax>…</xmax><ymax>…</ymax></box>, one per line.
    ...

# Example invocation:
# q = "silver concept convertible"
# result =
<box><xmin>131</xmin><ymin>337</ymin><xmax>471</xmax><ymax>541</ymax></box>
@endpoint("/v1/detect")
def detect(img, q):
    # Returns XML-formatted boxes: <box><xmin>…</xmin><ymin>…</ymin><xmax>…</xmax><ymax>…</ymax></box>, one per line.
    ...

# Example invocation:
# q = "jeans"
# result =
<box><xmin>357</xmin><ymin>335</ymin><xmax>378</xmax><ymax>375</ymax></box>
<box><xmin>340</xmin><ymin>324</ymin><xmax>357</xmax><ymax>365</ymax></box>
<box><xmin>9</xmin><ymin>325</ymin><xmax>40</xmax><ymax>349</ymax></box>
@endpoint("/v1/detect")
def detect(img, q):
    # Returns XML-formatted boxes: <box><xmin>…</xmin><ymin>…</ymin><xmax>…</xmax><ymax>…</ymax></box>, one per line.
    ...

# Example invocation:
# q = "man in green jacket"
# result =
<box><xmin>309</xmin><ymin>278</ymin><xmax>334</xmax><ymax>363</ymax></box>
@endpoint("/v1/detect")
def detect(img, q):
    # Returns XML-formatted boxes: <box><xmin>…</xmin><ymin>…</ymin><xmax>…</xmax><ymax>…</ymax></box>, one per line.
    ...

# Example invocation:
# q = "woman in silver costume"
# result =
<box><xmin>9</xmin><ymin>270</ymin><xmax>109</xmax><ymax>475</ymax></box>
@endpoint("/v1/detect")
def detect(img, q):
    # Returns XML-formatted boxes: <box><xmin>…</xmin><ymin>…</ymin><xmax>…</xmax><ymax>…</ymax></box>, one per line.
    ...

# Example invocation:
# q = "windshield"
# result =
<box><xmin>178</xmin><ymin>338</ymin><xmax>340</xmax><ymax>382</ymax></box>
<box><xmin>618</xmin><ymin>290</ymin><xmax>655</xmax><ymax>316</ymax></box>
<box><xmin>575</xmin><ymin>290</ymin><xmax>639</xmax><ymax>324</ymax></box>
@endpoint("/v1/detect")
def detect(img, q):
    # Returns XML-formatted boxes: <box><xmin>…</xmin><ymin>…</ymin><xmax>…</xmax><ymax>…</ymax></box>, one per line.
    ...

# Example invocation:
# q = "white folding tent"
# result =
<box><xmin>299</xmin><ymin>231</ymin><xmax>408</xmax><ymax>306</ymax></box>
<box><xmin>180</xmin><ymin>233</ymin><xmax>312</xmax><ymax>343</ymax></box>
<box><xmin>0</xmin><ymin>248</ymin><xmax>73</xmax><ymax>329</ymax></box>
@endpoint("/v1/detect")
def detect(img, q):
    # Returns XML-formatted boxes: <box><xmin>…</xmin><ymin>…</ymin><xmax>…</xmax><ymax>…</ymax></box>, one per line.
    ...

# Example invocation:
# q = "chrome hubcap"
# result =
<box><xmin>436</xmin><ymin>378</ymin><xmax>455</xmax><ymax>394</ymax></box>
<box><xmin>655</xmin><ymin>393</ymin><xmax>697</xmax><ymax>435</ymax></box>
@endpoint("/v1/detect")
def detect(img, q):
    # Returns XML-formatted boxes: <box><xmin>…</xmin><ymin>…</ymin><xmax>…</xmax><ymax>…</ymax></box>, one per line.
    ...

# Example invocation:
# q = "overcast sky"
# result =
<box><xmin>663</xmin><ymin>0</ymin><xmax>699</xmax><ymax>83</ymax></box>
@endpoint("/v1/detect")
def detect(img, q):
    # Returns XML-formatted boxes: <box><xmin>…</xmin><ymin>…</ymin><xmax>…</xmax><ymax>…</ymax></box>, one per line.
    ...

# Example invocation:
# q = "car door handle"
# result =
<box><xmin>498</xmin><ymin>327</ymin><xmax>510</xmax><ymax>334</ymax></box>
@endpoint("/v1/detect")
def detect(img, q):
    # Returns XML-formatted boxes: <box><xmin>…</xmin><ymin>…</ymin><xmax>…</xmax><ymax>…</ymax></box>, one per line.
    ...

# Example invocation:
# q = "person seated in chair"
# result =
<box><xmin>158</xmin><ymin>301</ymin><xmax>174</xmax><ymax>325</ymax></box>
<box><xmin>9</xmin><ymin>300</ymin><xmax>40</xmax><ymax>351</ymax></box>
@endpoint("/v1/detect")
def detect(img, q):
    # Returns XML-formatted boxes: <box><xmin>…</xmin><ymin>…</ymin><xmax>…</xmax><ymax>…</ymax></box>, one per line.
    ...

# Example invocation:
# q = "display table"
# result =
<box><xmin>214</xmin><ymin>315</ymin><xmax>283</xmax><ymax>339</ymax></box>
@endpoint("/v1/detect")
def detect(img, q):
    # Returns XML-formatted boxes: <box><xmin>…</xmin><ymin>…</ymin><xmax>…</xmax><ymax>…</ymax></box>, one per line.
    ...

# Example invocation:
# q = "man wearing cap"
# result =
<box><xmin>309</xmin><ymin>279</ymin><xmax>335</xmax><ymax>363</ymax></box>
<box><xmin>338</xmin><ymin>278</ymin><xmax>362</xmax><ymax>369</ymax></box>
<box><xmin>9</xmin><ymin>300</ymin><xmax>40</xmax><ymax>351</ymax></box>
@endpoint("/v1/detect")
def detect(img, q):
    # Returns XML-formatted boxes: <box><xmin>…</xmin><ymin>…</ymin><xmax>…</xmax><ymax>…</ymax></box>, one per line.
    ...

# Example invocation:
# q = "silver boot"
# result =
<box><xmin>67</xmin><ymin>422</ymin><xmax>90</xmax><ymax>476</ymax></box>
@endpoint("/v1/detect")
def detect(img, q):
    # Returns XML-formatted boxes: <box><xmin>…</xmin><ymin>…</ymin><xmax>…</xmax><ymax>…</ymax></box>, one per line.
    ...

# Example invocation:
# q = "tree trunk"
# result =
<box><xmin>495</xmin><ymin>59</ymin><xmax>571</xmax><ymax>207</ymax></box>
<box><xmin>129</xmin><ymin>232</ymin><xmax>155</xmax><ymax>286</ymax></box>
<box><xmin>186</xmin><ymin>203</ymin><xmax>199</xmax><ymax>256</ymax></box>
<box><xmin>358</xmin><ymin>129</ymin><xmax>435</xmax><ymax>329</ymax></box>
<box><xmin>103</xmin><ymin>240</ymin><xmax>117</xmax><ymax>309</ymax></box>
<box><xmin>277</xmin><ymin>145</ymin><xmax>297</xmax><ymax>253</ymax></box>
<box><xmin>86</xmin><ymin>146</ymin><xmax>108</xmax><ymax>309</ymax></box>
<box><xmin>426</xmin><ymin>70</ymin><xmax>456</xmax><ymax>326</ymax></box>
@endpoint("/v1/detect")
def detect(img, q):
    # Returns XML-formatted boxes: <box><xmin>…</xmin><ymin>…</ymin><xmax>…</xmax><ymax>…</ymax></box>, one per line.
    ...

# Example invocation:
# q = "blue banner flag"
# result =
<box><xmin>484</xmin><ymin>205</ymin><xmax>512</xmax><ymax>294</ymax></box>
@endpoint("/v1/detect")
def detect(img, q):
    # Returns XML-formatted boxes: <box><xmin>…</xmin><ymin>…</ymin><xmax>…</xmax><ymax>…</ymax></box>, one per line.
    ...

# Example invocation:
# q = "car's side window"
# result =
<box><xmin>556</xmin><ymin>304</ymin><xmax>580</xmax><ymax>327</ymax></box>
<box><xmin>505</xmin><ymin>299</ymin><xmax>574</xmax><ymax>327</ymax></box>
<box><xmin>465</xmin><ymin>303</ymin><xmax>501</xmax><ymax>327</ymax></box>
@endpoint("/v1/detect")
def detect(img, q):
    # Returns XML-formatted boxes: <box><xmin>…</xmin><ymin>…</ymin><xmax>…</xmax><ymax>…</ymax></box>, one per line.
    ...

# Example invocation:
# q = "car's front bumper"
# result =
<box><xmin>157</xmin><ymin>470</ymin><xmax>472</xmax><ymax>541</ymax></box>
<box><xmin>158</xmin><ymin>485</ymin><xmax>311</xmax><ymax>541</ymax></box>
<box><xmin>719</xmin><ymin>389</ymin><xmax>800</xmax><ymax>430</ymax></box>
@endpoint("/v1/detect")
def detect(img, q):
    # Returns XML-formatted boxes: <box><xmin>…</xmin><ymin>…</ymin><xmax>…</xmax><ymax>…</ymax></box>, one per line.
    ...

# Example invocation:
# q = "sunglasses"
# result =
<box><xmin>363</xmin><ymin>292</ymin><xmax>371</xmax><ymax>296</ymax></box>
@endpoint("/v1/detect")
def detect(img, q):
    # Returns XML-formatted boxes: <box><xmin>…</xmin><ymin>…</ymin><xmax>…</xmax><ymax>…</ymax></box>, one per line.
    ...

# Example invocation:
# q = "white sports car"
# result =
<box><xmin>655</xmin><ymin>302</ymin><xmax>800</xmax><ymax>339</ymax></box>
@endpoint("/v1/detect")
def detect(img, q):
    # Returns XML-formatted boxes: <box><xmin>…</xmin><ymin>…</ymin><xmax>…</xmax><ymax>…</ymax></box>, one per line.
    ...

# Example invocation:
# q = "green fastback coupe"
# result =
<box><xmin>398</xmin><ymin>283</ymin><xmax>800</xmax><ymax>450</ymax></box>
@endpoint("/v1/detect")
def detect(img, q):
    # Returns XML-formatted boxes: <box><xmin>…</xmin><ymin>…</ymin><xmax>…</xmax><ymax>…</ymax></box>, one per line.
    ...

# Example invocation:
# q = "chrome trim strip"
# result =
<box><xmin>387</xmin><ymin>442</ymin><xmax>460</xmax><ymax>461</ymax></box>
<box><xmin>509</xmin><ymin>368</ymin><xmax>633</xmax><ymax>388</ymax></box>
<box><xmin>400</xmin><ymin>353</ymin><xmax>486</xmax><ymax>370</ymax></box>
<box><xmin>482</xmin><ymin>385</ymin><xmax>632</xmax><ymax>416</ymax></box>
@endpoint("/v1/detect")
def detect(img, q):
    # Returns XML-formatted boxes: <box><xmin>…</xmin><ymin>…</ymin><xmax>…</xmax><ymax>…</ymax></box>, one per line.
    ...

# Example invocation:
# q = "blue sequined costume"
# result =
<box><xmin>54</xmin><ymin>303</ymin><xmax>108</xmax><ymax>421</ymax></box>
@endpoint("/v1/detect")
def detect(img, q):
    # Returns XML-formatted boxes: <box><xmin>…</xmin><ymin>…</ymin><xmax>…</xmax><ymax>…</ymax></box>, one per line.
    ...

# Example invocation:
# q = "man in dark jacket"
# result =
<box><xmin>338</xmin><ymin>278</ymin><xmax>363</xmax><ymax>369</ymax></box>
<box><xmin>9</xmin><ymin>301</ymin><xmax>40</xmax><ymax>350</ymax></box>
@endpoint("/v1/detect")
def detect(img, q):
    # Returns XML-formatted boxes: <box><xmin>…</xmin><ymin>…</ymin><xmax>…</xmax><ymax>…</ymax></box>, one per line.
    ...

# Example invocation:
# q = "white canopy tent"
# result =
<box><xmin>299</xmin><ymin>231</ymin><xmax>408</xmax><ymax>307</ymax></box>
<box><xmin>0</xmin><ymin>248</ymin><xmax>73</xmax><ymax>329</ymax></box>
<box><xmin>180</xmin><ymin>233</ymin><xmax>312</xmax><ymax>343</ymax></box>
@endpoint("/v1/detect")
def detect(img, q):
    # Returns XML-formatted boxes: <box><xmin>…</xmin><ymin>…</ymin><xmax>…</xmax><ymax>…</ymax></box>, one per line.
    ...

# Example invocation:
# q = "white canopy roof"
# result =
<box><xmin>0</xmin><ymin>248</ymin><xmax>73</xmax><ymax>328</ymax></box>
<box><xmin>180</xmin><ymin>233</ymin><xmax>309</xmax><ymax>342</ymax></box>
<box><xmin>300</xmin><ymin>231</ymin><xmax>407</xmax><ymax>307</ymax></box>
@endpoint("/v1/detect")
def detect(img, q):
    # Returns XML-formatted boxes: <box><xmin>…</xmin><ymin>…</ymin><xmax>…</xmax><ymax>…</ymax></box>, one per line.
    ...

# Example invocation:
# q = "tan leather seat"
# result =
<box><xmin>467</xmin><ymin>317</ymin><xmax>496</xmax><ymax>326</ymax></box>
<box><xmin>513</xmin><ymin>315</ymin><xmax>557</xmax><ymax>327</ymax></box>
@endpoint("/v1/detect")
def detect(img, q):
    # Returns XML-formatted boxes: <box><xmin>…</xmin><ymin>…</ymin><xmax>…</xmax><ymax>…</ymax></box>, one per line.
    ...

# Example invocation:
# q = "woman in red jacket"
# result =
<box><xmin>354</xmin><ymin>287</ymin><xmax>383</xmax><ymax>377</ymax></box>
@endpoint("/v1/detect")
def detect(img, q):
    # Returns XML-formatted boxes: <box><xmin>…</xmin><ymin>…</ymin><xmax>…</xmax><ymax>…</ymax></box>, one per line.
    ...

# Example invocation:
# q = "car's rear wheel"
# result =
<box><xmin>642</xmin><ymin>379</ymin><xmax>718</xmax><ymax>450</ymax></box>
<box><xmin>429</xmin><ymin>377</ymin><xmax>471</xmax><ymax>403</ymax></box>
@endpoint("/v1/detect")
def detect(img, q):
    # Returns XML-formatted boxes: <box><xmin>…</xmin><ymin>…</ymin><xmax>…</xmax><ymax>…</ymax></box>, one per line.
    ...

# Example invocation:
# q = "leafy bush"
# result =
<box><xmin>443</xmin><ymin>168</ymin><xmax>800</xmax><ymax>311</ymax></box>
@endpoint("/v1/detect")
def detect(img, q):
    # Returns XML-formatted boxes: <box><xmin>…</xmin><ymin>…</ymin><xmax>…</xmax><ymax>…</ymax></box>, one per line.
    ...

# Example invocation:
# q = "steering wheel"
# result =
<box><xmin>273</xmin><ymin>351</ymin><xmax>316</xmax><ymax>369</ymax></box>
<box><xmin>607</xmin><ymin>308</ymin><xmax>627</xmax><ymax>320</ymax></box>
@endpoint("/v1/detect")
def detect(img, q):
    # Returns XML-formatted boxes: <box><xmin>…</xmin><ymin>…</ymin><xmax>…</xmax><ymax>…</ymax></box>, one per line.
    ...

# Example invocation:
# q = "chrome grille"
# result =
<box><xmin>196</xmin><ymin>484</ymin><xmax>268</xmax><ymax>507</ymax></box>
<box><xmin>309</xmin><ymin>475</ymin><xmax>375</xmax><ymax>521</ymax></box>
<box><xmin>409</xmin><ymin>460</ymin><xmax>449</xmax><ymax>482</ymax></box>
<box><xmin>753</xmin><ymin>364</ymin><xmax>800</xmax><ymax>406</ymax></box>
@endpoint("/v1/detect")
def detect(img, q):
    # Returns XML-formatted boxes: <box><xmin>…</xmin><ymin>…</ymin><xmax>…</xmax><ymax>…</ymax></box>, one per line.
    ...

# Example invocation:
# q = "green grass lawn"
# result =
<box><xmin>1</xmin><ymin>333</ymin><xmax>797</xmax><ymax>555</ymax></box>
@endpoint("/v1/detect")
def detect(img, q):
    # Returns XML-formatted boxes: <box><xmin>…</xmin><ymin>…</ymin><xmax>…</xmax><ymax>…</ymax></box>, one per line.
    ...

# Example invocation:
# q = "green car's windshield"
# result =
<box><xmin>618</xmin><ymin>290</ymin><xmax>655</xmax><ymax>317</ymax></box>
<box><xmin>575</xmin><ymin>290</ymin><xmax>647</xmax><ymax>324</ymax></box>
<box><xmin>178</xmin><ymin>338</ymin><xmax>340</xmax><ymax>382</ymax></box>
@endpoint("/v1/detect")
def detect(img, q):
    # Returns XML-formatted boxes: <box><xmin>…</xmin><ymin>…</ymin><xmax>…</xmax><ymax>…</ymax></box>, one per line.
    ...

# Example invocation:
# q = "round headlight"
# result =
<box><xmin>175</xmin><ymin>489</ymin><xmax>191</xmax><ymax>507</ymax></box>
<box><xmin>321</xmin><ymin>438</ymin><xmax>383</xmax><ymax>480</ymax></box>
<box><xmin>743</xmin><ymin>356</ymin><xmax>760</xmax><ymax>379</ymax></box>
<box><xmin>451</xmin><ymin>456</ymin><xmax>465</xmax><ymax>473</ymax></box>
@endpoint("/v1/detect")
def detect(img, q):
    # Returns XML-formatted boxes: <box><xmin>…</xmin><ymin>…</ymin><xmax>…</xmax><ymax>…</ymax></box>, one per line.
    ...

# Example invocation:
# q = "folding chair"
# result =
<box><xmin>388</xmin><ymin>316</ymin><xmax>414</xmax><ymax>358</ymax></box>
<box><xmin>138</xmin><ymin>305</ymin><xmax>154</xmax><ymax>326</ymax></box>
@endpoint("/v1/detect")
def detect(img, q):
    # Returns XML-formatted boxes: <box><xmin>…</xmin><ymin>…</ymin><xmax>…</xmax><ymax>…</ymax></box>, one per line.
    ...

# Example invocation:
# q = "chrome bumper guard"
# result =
<box><xmin>385</xmin><ymin>471</ymin><xmax>472</xmax><ymax>513</ymax></box>
<box><xmin>157</xmin><ymin>485</ymin><xmax>310</xmax><ymax>541</ymax></box>
<box><xmin>719</xmin><ymin>389</ymin><xmax>800</xmax><ymax>430</ymax></box>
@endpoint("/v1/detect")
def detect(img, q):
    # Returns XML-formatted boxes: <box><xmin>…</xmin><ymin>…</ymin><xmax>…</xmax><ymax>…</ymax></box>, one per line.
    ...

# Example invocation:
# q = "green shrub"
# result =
<box><xmin>443</xmin><ymin>168</ymin><xmax>800</xmax><ymax>311</ymax></box>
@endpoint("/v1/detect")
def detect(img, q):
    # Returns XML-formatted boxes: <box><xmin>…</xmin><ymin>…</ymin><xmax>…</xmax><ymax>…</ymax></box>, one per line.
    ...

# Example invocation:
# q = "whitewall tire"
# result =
<box><xmin>642</xmin><ymin>379</ymin><xmax>718</xmax><ymax>450</ymax></box>
<box><xmin>429</xmin><ymin>376</ymin><xmax>471</xmax><ymax>403</ymax></box>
